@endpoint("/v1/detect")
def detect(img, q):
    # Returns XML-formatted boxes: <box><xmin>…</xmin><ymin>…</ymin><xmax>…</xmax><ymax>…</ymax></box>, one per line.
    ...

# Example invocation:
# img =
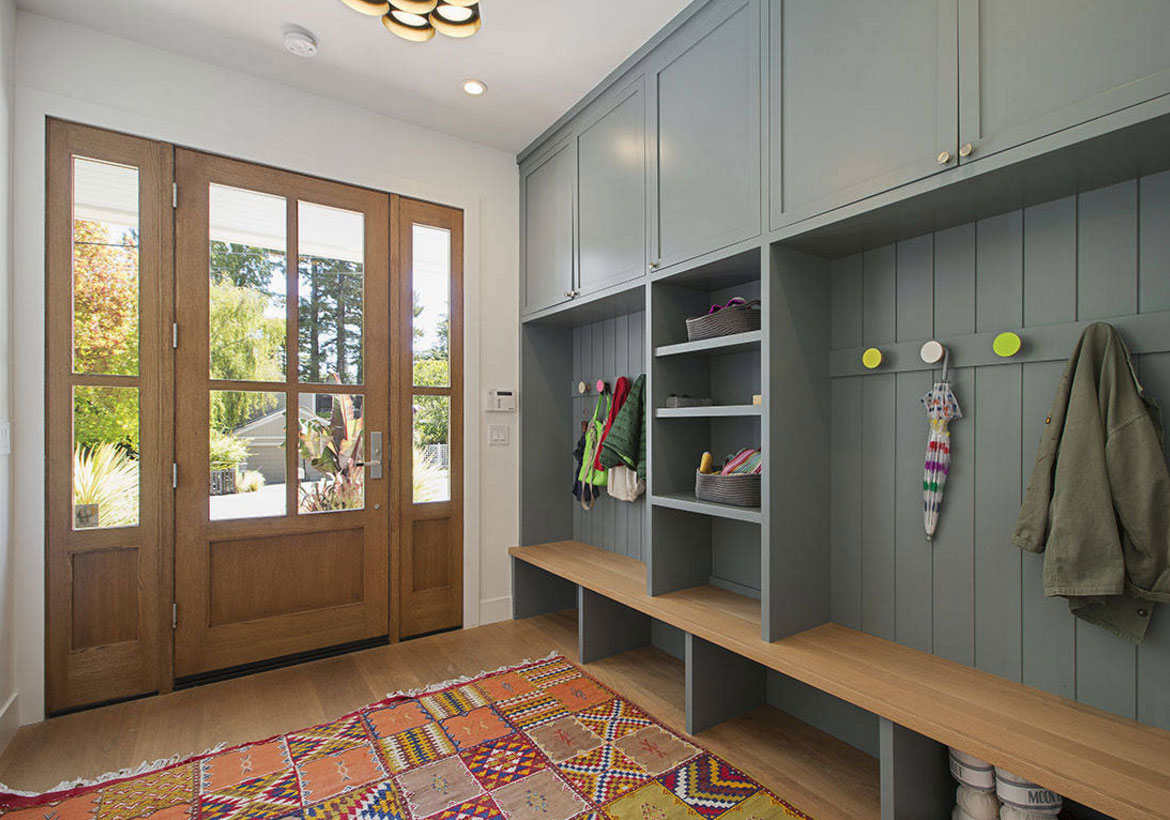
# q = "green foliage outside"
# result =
<box><xmin>412</xmin><ymin>289</ymin><xmax>451</xmax><ymax>446</ymax></box>
<box><xmin>299</xmin><ymin>256</ymin><xmax>364</xmax><ymax>384</ymax></box>
<box><xmin>73</xmin><ymin>442</ymin><xmax>139</xmax><ymax>528</ymax></box>
<box><xmin>209</xmin><ymin>429</ymin><xmax>251</xmax><ymax>471</ymax></box>
<box><xmin>298</xmin><ymin>390</ymin><xmax>364</xmax><ymax>512</ymax></box>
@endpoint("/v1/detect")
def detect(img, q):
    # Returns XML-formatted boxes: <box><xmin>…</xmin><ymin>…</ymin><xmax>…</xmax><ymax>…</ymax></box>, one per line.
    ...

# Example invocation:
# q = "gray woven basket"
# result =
<box><xmin>685</xmin><ymin>299</ymin><xmax>761</xmax><ymax>342</ymax></box>
<box><xmin>694</xmin><ymin>470</ymin><xmax>761</xmax><ymax>507</ymax></box>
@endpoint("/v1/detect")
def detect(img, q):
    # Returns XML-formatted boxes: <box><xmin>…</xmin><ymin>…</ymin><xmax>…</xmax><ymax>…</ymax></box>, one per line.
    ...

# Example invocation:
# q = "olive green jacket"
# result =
<box><xmin>1014</xmin><ymin>323</ymin><xmax>1170</xmax><ymax>644</ymax></box>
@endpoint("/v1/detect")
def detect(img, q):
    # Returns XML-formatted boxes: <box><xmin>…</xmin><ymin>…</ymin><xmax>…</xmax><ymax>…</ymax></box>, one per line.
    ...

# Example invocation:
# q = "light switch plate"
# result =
<box><xmin>0</xmin><ymin>421</ymin><xmax>10</xmax><ymax>455</ymax></box>
<box><xmin>489</xmin><ymin>424</ymin><xmax>509</xmax><ymax>446</ymax></box>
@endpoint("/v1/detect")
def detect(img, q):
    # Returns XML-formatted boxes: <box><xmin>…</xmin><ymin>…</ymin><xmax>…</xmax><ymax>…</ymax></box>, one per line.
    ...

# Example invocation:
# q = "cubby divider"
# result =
<box><xmin>511</xmin><ymin>556</ymin><xmax>577</xmax><ymax>619</ymax></box>
<box><xmin>577</xmin><ymin>586</ymin><xmax>652</xmax><ymax>663</ymax></box>
<box><xmin>684</xmin><ymin>633</ymin><xmax>766</xmax><ymax>735</ymax></box>
<box><xmin>878</xmin><ymin>719</ymin><xmax>953</xmax><ymax>820</ymax></box>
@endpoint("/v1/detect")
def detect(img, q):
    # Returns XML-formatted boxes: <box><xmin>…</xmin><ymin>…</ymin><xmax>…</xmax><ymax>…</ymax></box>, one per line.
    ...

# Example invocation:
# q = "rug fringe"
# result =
<box><xmin>1</xmin><ymin>650</ymin><xmax>564</xmax><ymax>800</ymax></box>
<box><xmin>385</xmin><ymin>650</ymin><xmax>563</xmax><ymax>699</ymax></box>
<box><xmin>0</xmin><ymin>742</ymin><xmax>228</xmax><ymax>797</ymax></box>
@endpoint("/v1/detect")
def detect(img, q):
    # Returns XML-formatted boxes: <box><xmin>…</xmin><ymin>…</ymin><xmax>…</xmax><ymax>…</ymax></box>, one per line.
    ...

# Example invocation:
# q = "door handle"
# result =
<box><xmin>360</xmin><ymin>431</ymin><xmax>383</xmax><ymax>479</ymax></box>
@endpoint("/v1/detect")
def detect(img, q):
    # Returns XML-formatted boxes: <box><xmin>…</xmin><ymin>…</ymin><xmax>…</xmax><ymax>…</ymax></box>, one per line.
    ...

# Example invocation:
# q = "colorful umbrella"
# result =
<box><xmin>920</xmin><ymin>374</ymin><xmax>962</xmax><ymax>541</ymax></box>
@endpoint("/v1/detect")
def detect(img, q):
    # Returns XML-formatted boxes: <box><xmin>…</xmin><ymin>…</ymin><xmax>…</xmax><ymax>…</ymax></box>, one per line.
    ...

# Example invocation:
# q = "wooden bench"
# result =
<box><xmin>511</xmin><ymin>541</ymin><xmax>1170</xmax><ymax>820</ymax></box>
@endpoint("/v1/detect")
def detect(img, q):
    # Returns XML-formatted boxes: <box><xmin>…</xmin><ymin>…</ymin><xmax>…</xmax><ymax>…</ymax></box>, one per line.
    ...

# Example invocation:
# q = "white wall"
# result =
<box><xmin>0</xmin><ymin>0</ymin><xmax>16</xmax><ymax>750</ymax></box>
<box><xmin>10</xmin><ymin>11</ymin><xmax>519</xmax><ymax>725</ymax></box>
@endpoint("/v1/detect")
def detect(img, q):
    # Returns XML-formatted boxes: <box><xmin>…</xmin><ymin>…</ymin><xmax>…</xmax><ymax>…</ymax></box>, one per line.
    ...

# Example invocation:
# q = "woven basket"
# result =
<box><xmin>694</xmin><ymin>470</ymin><xmax>761</xmax><ymax>507</ymax></box>
<box><xmin>685</xmin><ymin>299</ymin><xmax>761</xmax><ymax>342</ymax></box>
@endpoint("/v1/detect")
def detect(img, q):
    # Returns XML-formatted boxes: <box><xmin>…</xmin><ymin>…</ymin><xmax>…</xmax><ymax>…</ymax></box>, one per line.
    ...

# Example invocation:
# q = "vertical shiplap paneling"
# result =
<box><xmin>831</xmin><ymin>377</ymin><xmax>862</xmax><ymax>629</ymax></box>
<box><xmin>574</xmin><ymin>324</ymin><xmax>588</xmax><ymax>546</ymax></box>
<box><xmin>572</xmin><ymin>313</ymin><xmax>646</xmax><ymax>558</ymax></box>
<box><xmin>975</xmin><ymin>210</ymin><xmax>1023</xmax><ymax>333</ymax></box>
<box><xmin>612</xmin><ymin>314</ymin><xmax>630</xmax><ymax>557</ymax></box>
<box><xmin>1078</xmin><ymin>180</ymin><xmax>1138</xmax><ymax>321</ymax></box>
<box><xmin>1136</xmin><ymin>352</ymin><xmax>1170</xmax><ymax>730</ymax></box>
<box><xmin>831</xmin><ymin>254</ymin><xmax>864</xmax><ymax>349</ymax></box>
<box><xmin>1075</xmin><ymin>209</ymin><xmax>1139</xmax><ymax>715</ymax></box>
<box><xmin>1022</xmin><ymin>196</ymin><xmax>1077</xmax><ymax>327</ymax></box>
<box><xmin>860</xmin><ymin>246</ymin><xmax>898</xmax><ymax>641</ymax></box>
<box><xmin>1019</xmin><ymin>196</ymin><xmax>1079</xmax><ymax>698</ymax></box>
<box><xmin>1020</xmin><ymin>360</ymin><xmax>1076</xmax><ymax>699</ymax></box>
<box><xmin>893</xmin><ymin>236</ymin><xmax>934</xmax><ymax>652</ymax></box>
<box><xmin>862</xmin><ymin>245</ymin><xmax>897</xmax><ymax>344</ymax></box>
<box><xmin>830</xmin><ymin>173</ymin><xmax>1168</xmax><ymax>724</ymax></box>
<box><xmin>972</xmin><ymin>210</ymin><xmax>1023</xmax><ymax>681</ymax></box>
<box><xmin>1140</xmin><ymin>170</ymin><xmax>1170</xmax><ymax>314</ymax></box>
<box><xmin>830</xmin><ymin>255</ymin><xmax>864</xmax><ymax>629</ymax></box>
<box><xmin>931</xmin><ymin>224</ymin><xmax>976</xmax><ymax>665</ymax></box>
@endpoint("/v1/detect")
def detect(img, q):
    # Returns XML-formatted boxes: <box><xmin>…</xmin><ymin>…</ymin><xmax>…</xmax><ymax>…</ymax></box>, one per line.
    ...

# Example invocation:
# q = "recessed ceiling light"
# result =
<box><xmin>462</xmin><ymin>79</ymin><xmax>487</xmax><ymax>96</ymax></box>
<box><xmin>283</xmin><ymin>28</ymin><xmax>319</xmax><ymax>58</ymax></box>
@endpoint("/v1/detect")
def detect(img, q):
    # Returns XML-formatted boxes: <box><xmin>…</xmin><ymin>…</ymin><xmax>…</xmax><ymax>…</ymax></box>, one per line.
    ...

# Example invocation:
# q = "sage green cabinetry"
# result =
<box><xmin>577</xmin><ymin>79</ymin><xmax>647</xmax><ymax>295</ymax></box>
<box><xmin>521</xmin><ymin>137</ymin><xmax>576</xmax><ymax>315</ymax></box>
<box><xmin>958</xmin><ymin>0</ymin><xmax>1170</xmax><ymax>162</ymax></box>
<box><xmin>769</xmin><ymin>0</ymin><xmax>958</xmax><ymax>229</ymax></box>
<box><xmin>650</xmin><ymin>0</ymin><xmax>763</xmax><ymax>270</ymax></box>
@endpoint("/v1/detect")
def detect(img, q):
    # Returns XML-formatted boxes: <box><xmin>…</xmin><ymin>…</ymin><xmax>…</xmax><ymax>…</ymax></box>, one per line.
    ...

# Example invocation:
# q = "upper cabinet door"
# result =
<box><xmin>577</xmin><ymin>79</ymin><xmax>647</xmax><ymax>296</ymax></box>
<box><xmin>522</xmin><ymin>138</ymin><xmax>576</xmax><ymax>315</ymax></box>
<box><xmin>958</xmin><ymin>0</ymin><xmax>1170</xmax><ymax>162</ymax></box>
<box><xmin>651</xmin><ymin>0</ymin><xmax>763</xmax><ymax>270</ymax></box>
<box><xmin>771</xmin><ymin>0</ymin><xmax>958</xmax><ymax>229</ymax></box>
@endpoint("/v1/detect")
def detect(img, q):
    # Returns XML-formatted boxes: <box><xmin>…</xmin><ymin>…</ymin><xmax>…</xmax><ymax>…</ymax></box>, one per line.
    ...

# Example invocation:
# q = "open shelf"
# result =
<box><xmin>655</xmin><ymin>330</ymin><xmax>761</xmax><ymax>358</ymax></box>
<box><xmin>656</xmin><ymin>404</ymin><xmax>761</xmax><ymax>418</ymax></box>
<box><xmin>651</xmin><ymin>492</ymin><xmax>763</xmax><ymax>524</ymax></box>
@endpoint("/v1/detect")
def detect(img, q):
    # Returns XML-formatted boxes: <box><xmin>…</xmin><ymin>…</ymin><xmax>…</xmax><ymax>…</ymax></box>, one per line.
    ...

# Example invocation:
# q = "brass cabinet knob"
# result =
<box><xmin>960</xmin><ymin>142</ymin><xmax>974</xmax><ymax>157</ymax></box>
<box><xmin>937</xmin><ymin>150</ymin><xmax>952</xmax><ymax>165</ymax></box>
<box><xmin>649</xmin><ymin>261</ymin><xmax>659</xmax><ymax>270</ymax></box>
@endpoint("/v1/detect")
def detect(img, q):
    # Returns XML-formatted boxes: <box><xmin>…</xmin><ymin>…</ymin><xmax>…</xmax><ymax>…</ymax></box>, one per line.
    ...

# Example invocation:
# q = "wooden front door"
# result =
<box><xmin>173</xmin><ymin>150</ymin><xmax>391</xmax><ymax>678</ymax></box>
<box><xmin>45</xmin><ymin>120</ymin><xmax>174</xmax><ymax>713</ymax></box>
<box><xmin>395</xmin><ymin>198</ymin><xmax>464</xmax><ymax>638</ymax></box>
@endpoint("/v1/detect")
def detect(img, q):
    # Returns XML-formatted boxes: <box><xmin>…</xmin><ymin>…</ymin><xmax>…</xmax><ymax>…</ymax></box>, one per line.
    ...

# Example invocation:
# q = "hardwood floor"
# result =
<box><xmin>0</xmin><ymin>613</ymin><xmax>879</xmax><ymax>820</ymax></box>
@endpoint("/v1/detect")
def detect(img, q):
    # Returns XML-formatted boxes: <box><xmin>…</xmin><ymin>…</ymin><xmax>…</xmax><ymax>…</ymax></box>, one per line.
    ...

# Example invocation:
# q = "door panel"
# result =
<box><xmin>577</xmin><ymin>79</ymin><xmax>646</xmax><ymax>295</ymax></box>
<box><xmin>396</xmin><ymin>199</ymin><xmax>464</xmax><ymax>638</ymax></box>
<box><xmin>45</xmin><ymin>120</ymin><xmax>173</xmax><ymax>713</ymax></box>
<box><xmin>959</xmin><ymin>0</ymin><xmax>1170</xmax><ymax>161</ymax></box>
<box><xmin>772</xmin><ymin>0</ymin><xmax>958</xmax><ymax>228</ymax></box>
<box><xmin>522</xmin><ymin>140</ymin><xmax>576</xmax><ymax>314</ymax></box>
<box><xmin>174</xmin><ymin>150</ymin><xmax>390</xmax><ymax>678</ymax></box>
<box><xmin>653</xmin><ymin>0</ymin><xmax>761</xmax><ymax>268</ymax></box>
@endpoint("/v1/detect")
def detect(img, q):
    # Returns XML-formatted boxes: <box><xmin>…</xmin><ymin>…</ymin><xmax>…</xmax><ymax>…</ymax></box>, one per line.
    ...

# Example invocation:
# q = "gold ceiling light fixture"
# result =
<box><xmin>338</xmin><ymin>0</ymin><xmax>481</xmax><ymax>43</ymax></box>
<box><xmin>339</xmin><ymin>0</ymin><xmax>391</xmax><ymax>15</ymax></box>
<box><xmin>381</xmin><ymin>8</ymin><xmax>435</xmax><ymax>42</ymax></box>
<box><xmin>430</xmin><ymin>1</ymin><xmax>481</xmax><ymax>38</ymax></box>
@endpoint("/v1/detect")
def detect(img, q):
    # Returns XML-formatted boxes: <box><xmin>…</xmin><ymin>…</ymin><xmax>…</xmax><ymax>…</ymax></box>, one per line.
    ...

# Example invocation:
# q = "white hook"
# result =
<box><xmin>920</xmin><ymin>340</ymin><xmax>949</xmax><ymax>381</ymax></box>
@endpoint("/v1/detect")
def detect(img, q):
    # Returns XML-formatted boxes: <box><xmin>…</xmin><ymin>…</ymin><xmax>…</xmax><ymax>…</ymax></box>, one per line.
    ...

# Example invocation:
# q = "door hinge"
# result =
<box><xmin>172</xmin><ymin>322</ymin><xmax>178</xmax><ymax>349</ymax></box>
<box><xmin>172</xmin><ymin>602</ymin><xmax>177</xmax><ymax>630</ymax></box>
<box><xmin>172</xmin><ymin>182</ymin><xmax>178</xmax><ymax>208</ymax></box>
<box><xmin>172</xmin><ymin>462</ymin><xmax>178</xmax><ymax>489</ymax></box>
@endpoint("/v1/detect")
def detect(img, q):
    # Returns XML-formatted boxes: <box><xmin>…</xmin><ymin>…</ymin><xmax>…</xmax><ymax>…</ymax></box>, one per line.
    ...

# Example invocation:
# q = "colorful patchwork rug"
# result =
<box><xmin>0</xmin><ymin>654</ymin><xmax>809</xmax><ymax>820</ymax></box>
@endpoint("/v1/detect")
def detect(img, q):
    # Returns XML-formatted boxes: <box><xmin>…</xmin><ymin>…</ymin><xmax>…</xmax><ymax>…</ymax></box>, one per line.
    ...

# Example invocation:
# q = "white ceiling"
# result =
<box><xmin>17</xmin><ymin>0</ymin><xmax>691</xmax><ymax>154</ymax></box>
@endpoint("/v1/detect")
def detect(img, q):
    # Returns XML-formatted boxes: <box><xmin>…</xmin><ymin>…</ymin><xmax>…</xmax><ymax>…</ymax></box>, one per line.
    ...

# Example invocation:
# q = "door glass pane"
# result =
<box><xmin>412</xmin><ymin>225</ymin><xmax>451</xmax><ymax>388</ymax></box>
<box><xmin>72</xmin><ymin>157</ymin><xmax>139</xmax><ymax>377</ymax></box>
<box><xmin>297</xmin><ymin>392</ymin><xmax>365</xmax><ymax>513</ymax></box>
<box><xmin>210</xmin><ymin>391</ymin><xmax>286</xmax><ymax>521</ymax></box>
<box><xmin>209</xmin><ymin>184</ymin><xmax>287</xmax><ymax>381</ymax></box>
<box><xmin>73</xmin><ymin>385</ymin><xmax>139</xmax><ymax>529</ymax></box>
<box><xmin>413</xmin><ymin>394</ymin><xmax>450</xmax><ymax>503</ymax></box>
<box><xmin>298</xmin><ymin>201</ymin><xmax>364</xmax><ymax>385</ymax></box>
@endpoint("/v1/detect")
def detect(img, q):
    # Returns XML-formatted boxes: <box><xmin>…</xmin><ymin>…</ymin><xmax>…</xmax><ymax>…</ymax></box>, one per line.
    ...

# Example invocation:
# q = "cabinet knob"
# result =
<box><xmin>959</xmin><ymin>142</ymin><xmax>974</xmax><ymax>158</ymax></box>
<box><xmin>564</xmin><ymin>290</ymin><xmax>573</xmax><ymax>298</ymax></box>
<box><xmin>649</xmin><ymin>261</ymin><xmax>659</xmax><ymax>270</ymax></box>
<box><xmin>937</xmin><ymin>150</ymin><xmax>952</xmax><ymax>165</ymax></box>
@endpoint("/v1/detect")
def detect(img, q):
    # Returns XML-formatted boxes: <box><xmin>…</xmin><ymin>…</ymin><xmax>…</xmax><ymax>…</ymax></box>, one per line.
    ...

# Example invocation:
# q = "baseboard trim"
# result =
<box><xmin>0</xmin><ymin>692</ymin><xmax>19</xmax><ymax>756</ymax></box>
<box><xmin>480</xmin><ymin>595</ymin><xmax>512</xmax><ymax>624</ymax></box>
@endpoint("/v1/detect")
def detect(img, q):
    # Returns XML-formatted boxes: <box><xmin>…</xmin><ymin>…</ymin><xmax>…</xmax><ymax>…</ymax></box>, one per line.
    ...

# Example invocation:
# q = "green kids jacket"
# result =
<box><xmin>1014</xmin><ymin>323</ymin><xmax>1170</xmax><ymax>644</ymax></box>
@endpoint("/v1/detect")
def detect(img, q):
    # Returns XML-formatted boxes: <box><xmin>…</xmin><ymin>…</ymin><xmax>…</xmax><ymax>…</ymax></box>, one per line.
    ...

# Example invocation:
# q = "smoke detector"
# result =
<box><xmin>284</xmin><ymin>27</ymin><xmax>319</xmax><ymax>58</ymax></box>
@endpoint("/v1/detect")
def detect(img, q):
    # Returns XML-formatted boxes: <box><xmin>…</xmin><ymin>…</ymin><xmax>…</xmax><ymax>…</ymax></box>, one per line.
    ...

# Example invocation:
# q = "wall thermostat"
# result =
<box><xmin>486</xmin><ymin>389</ymin><xmax>517</xmax><ymax>412</ymax></box>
